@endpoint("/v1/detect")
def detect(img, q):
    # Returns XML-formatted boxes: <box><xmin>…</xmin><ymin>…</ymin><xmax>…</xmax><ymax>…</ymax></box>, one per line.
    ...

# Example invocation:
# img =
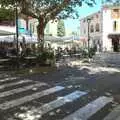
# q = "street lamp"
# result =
<box><xmin>87</xmin><ymin>18</ymin><xmax>91</xmax><ymax>58</ymax></box>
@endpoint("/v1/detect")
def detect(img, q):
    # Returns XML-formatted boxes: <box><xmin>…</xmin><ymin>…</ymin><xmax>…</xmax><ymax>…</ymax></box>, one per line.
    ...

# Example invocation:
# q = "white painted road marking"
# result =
<box><xmin>0</xmin><ymin>86</ymin><xmax>64</xmax><ymax>110</ymax></box>
<box><xmin>63</xmin><ymin>96</ymin><xmax>113</xmax><ymax>120</ymax></box>
<box><xmin>16</xmin><ymin>91</ymin><xmax>87</xmax><ymax>120</ymax></box>
<box><xmin>0</xmin><ymin>77</ymin><xmax>18</xmax><ymax>83</ymax></box>
<box><xmin>0</xmin><ymin>82</ymin><xmax>47</xmax><ymax>98</ymax></box>
<box><xmin>0</xmin><ymin>79</ymin><xmax>32</xmax><ymax>90</ymax></box>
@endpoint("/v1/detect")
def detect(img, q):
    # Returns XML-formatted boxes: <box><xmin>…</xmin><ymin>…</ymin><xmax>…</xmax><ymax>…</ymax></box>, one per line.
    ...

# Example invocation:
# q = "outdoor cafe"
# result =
<box><xmin>0</xmin><ymin>26</ymin><xmax>38</xmax><ymax>69</ymax></box>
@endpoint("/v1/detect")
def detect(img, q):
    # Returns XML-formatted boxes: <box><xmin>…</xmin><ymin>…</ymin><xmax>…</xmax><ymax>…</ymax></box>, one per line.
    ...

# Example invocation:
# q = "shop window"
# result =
<box><xmin>95</xmin><ymin>23</ymin><xmax>100</xmax><ymax>32</ymax></box>
<box><xmin>90</xmin><ymin>25</ymin><xmax>94</xmax><ymax>33</ymax></box>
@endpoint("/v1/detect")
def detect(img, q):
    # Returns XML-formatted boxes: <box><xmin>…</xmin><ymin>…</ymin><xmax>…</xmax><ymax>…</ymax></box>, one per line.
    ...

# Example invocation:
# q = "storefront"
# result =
<box><xmin>108</xmin><ymin>34</ymin><xmax>120</xmax><ymax>52</ymax></box>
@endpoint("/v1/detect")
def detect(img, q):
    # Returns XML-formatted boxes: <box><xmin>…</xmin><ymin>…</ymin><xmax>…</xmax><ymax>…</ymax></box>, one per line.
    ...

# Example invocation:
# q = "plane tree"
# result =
<box><xmin>0</xmin><ymin>0</ymin><xmax>96</xmax><ymax>49</ymax></box>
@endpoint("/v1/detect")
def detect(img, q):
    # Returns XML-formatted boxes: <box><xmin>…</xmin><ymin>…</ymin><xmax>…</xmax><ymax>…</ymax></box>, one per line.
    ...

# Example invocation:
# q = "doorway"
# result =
<box><xmin>112</xmin><ymin>38</ymin><xmax>119</xmax><ymax>52</ymax></box>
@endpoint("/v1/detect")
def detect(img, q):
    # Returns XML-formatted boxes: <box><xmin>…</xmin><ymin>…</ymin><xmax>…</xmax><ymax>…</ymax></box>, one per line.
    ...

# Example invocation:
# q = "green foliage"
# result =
<box><xmin>89</xmin><ymin>47</ymin><xmax>97</xmax><ymax>58</ymax></box>
<box><xmin>81</xmin><ymin>47</ymin><xmax>96</xmax><ymax>58</ymax></box>
<box><xmin>0</xmin><ymin>8</ymin><xmax>15</xmax><ymax>21</ymax></box>
<box><xmin>82</xmin><ymin>49</ymin><xmax>88</xmax><ymax>58</ymax></box>
<box><xmin>57</xmin><ymin>19</ymin><xmax>65</xmax><ymax>37</ymax></box>
<box><xmin>72</xmin><ymin>31</ymin><xmax>77</xmax><ymax>36</ymax></box>
<box><xmin>0</xmin><ymin>0</ymin><xmax>96</xmax><ymax>20</ymax></box>
<box><xmin>36</xmin><ymin>49</ymin><xmax>55</xmax><ymax>65</ymax></box>
<box><xmin>0</xmin><ymin>0</ymin><xmax>14</xmax><ymax>6</ymax></box>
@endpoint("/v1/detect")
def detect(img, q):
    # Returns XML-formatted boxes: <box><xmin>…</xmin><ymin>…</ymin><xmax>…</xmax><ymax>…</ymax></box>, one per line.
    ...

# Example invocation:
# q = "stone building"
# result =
<box><xmin>80</xmin><ymin>4</ymin><xmax>120</xmax><ymax>52</ymax></box>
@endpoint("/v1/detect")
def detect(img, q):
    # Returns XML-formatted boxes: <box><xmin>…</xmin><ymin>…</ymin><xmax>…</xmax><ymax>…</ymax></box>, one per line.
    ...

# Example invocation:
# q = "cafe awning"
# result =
<box><xmin>0</xmin><ymin>26</ymin><xmax>15</xmax><ymax>36</ymax></box>
<box><xmin>108</xmin><ymin>33</ymin><xmax>120</xmax><ymax>38</ymax></box>
<box><xmin>0</xmin><ymin>30</ymin><xmax>15</xmax><ymax>36</ymax></box>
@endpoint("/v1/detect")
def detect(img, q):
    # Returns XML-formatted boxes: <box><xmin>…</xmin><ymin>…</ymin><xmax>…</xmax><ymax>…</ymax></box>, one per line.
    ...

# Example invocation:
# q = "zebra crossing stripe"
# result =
<box><xmin>16</xmin><ymin>91</ymin><xmax>87</xmax><ymax>120</ymax></box>
<box><xmin>63</xmin><ymin>96</ymin><xmax>113</xmax><ymax>120</ymax></box>
<box><xmin>0</xmin><ymin>77</ymin><xmax>18</xmax><ymax>82</ymax></box>
<box><xmin>0</xmin><ymin>74</ymin><xmax>8</xmax><ymax>78</ymax></box>
<box><xmin>0</xmin><ymin>86</ymin><xmax>64</xmax><ymax>110</ymax></box>
<box><xmin>0</xmin><ymin>82</ymin><xmax>47</xmax><ymax>98</ymax></box>
<box><xmin>0</xmin><ymin>79</ymin><xmax>32</xmax><ymax>90</ymax></box>
<box><xmin>103</xmin><ymin>105</ymin><xmax>120</xmax><ymax>120</ymax></box>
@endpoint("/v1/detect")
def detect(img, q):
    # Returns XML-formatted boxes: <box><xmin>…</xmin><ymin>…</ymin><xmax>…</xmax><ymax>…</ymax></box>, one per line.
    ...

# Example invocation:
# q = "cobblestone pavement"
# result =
<box><xmin>0</xmin><ymin>62</ymin><xmax>120</xmax><ymax>120</ymax></box>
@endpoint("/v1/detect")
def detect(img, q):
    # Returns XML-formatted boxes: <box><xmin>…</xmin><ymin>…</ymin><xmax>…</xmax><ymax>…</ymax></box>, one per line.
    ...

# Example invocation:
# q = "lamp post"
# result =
<box><xmin>15</xmin><ymin>0</ymin><xmax>19</xmax><ymax>68</ymax></box>
<box><xmin>87</xmin><ymin>18</ymin><xmax>91</xmax><ymax>58</ymax></box>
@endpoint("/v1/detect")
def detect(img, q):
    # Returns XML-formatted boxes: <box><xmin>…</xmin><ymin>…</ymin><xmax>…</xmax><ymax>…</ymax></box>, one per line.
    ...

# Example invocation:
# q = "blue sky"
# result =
<box><xmin>64</xmin><ymin>0</ymin><xmax>102</xmax><ymax>32</ymax></box>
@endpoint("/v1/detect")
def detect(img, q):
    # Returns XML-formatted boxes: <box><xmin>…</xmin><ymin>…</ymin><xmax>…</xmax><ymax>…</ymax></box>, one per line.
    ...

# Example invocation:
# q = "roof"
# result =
<box><xmin>108</xmin><ymin>33</ymin><xmax>120</xmax><ymax>38</ymax></box>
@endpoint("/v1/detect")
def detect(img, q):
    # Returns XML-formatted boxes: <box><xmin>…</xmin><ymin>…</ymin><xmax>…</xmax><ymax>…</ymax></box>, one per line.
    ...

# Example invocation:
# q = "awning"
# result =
<box><xmin>0</xmin><ymin>26</ymin><xmax>15</xmax><ymax>36</ymax></box>
<box><xmin>19</xmin><ymin>35</ymin><xmax>38</xmax><ymax>43</ymax></box>
<box><xmin>0</xmin><ymin>34</ymin><xmax>38</xmax><ymax>43</ymax></box>
<box><xmin>0</xmin><ymin>30</ymin><xmax>15</xmax><ymax>36</ymax></box>
<box><xmin>108</xmin><ymin>33</ymin><xmax>120</xmax><ymax>38</ymax></box>
<box><xmin>44</xmin><ymin>36</ymin><xmax>60</xmax><ymax>41</ymax></box>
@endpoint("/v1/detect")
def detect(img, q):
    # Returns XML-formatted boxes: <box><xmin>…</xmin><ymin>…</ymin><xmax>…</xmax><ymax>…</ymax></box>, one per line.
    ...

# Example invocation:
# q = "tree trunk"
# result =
<box><xmin>37</xmin><ymin>16</ymin><xmax>46</xmax><ymax>51</ymax></box>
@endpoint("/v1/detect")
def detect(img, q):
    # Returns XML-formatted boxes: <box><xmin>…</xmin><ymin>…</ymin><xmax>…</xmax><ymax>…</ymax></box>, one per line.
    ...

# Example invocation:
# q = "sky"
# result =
<box><xmin>64</xmin><ymin>0</ymin><xmax>102</xmax><ymax>32</ymax></box>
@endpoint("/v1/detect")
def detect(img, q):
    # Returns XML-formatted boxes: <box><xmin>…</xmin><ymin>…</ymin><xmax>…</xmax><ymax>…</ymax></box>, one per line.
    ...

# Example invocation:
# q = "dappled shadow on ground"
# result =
<box><xmin>26</xmin><ymin>63</ymin><xmax>120</xmax><ymax>102</ymax></box>
<box><xmin>1</xmin><ymin>62</ymin><xmax>120</xmax><ymax>120</ymax></box>
<box><xmin>68</xmin><ymin>64</ymin><xmax>120</xmax><ymax>104</ymax></box>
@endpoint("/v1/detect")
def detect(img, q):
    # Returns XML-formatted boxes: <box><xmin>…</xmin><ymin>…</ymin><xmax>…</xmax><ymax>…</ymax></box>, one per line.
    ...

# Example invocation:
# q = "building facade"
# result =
<box><xmin>80</xmin><ymin>4</ymin><xmax>120</xmax><ymax>52</ymax></box>
<box><xmin>80</xmin><ymin>11</ymin><xmax>102</xmax><ymax>51</ymax></box>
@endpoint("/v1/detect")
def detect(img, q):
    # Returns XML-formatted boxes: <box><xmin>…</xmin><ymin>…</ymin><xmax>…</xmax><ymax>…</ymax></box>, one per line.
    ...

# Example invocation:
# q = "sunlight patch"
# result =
<box><xmin>79</xmin><ymin>66</ymin><xmax>120</xmax><ymax>74</ymax></box>
<box><xmin>65</xmin><ymin>76</ymin><xmax>85</xmax><ymax>81</ymax></box>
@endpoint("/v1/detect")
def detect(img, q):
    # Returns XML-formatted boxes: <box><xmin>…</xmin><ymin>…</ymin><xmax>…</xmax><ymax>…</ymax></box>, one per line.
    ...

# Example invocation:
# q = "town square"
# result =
<box><xmin>0</xmin><ymin>0</ymin><xmax>120</xmax><ymax>120</ymax></box>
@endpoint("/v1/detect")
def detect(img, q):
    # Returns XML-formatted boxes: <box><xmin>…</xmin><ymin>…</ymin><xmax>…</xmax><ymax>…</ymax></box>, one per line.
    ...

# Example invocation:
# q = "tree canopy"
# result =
<box><xmin>0</xmin><ymin>8</ymin><xmax>15</xmax><ymax>21</ymax></box>
<box><xmin>57</xmin><ymin>20</ymin><xmax>65</xmax><ymax>37</ymax></box>
<box><xmin>0</xmin><ymin>0</ymin><xmax>96</xmax><ymax>20</ymax></box>
<box><xmin>0</xmin><ymin>0</ymin><xmax>96</xmax><ymax>48</ymax></box>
